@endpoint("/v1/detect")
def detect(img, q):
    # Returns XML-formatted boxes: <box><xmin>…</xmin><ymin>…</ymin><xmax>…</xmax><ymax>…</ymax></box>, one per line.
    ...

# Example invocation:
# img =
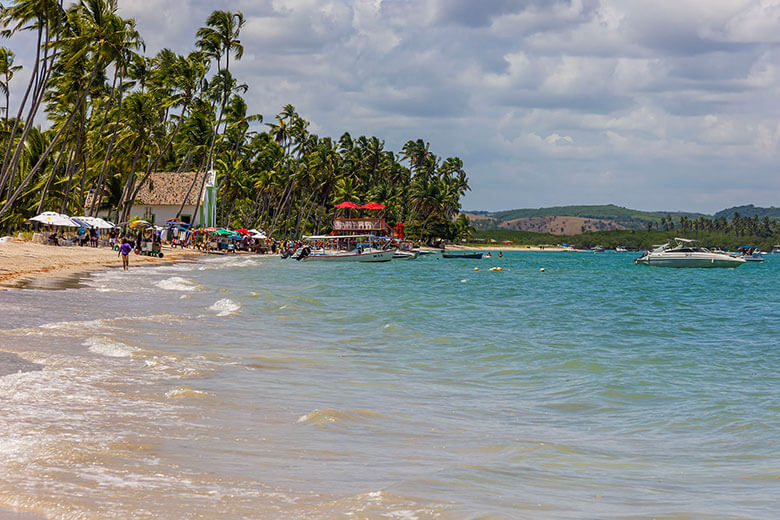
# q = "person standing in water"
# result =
<box><xmin>118</xmin><ymin>238</ymin><xmax>132</xmax><ymax>270</ymax></box>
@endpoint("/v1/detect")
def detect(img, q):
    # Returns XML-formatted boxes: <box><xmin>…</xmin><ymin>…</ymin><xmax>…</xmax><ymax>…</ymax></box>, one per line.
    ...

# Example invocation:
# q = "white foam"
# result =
<box><xmin>155</xmin><ymin>276</ymin><xmax>200</xmax><ymax>291</ymax></box>
<box><xmin>209</xmin><ymin>299</ymin><xmax>240</xmax><ymax>317</ymax></box>
<box><xmin>165</xmin><ymin>386</ymin><xmax>215</xmax><ymax>399</ymax></box>
<box><xmin>84</xmin><ymin>336</ymin><xmax>137</xmax><ymax>358</ymax></box>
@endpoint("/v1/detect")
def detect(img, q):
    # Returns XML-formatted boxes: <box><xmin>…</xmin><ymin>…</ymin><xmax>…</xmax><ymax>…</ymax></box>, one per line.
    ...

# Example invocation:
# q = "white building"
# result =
<box><xmin>131</xmin><ymin>171</ymin><xmax>207</xmax><ymax>225</ymax></box>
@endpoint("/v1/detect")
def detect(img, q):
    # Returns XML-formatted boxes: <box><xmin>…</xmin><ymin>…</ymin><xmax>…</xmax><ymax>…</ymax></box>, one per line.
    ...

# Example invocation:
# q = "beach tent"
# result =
<box><xmin>29</xmin><ymin>211</ymin><xmax>79</xmax><ymax>227</ymax></box>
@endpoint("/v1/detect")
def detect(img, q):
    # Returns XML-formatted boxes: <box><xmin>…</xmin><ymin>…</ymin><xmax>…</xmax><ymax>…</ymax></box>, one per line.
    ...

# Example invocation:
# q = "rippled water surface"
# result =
<box><xmin>1</xmin><ymin>252</ymin><xmax>778</xmax><ymax>519</ymax></box>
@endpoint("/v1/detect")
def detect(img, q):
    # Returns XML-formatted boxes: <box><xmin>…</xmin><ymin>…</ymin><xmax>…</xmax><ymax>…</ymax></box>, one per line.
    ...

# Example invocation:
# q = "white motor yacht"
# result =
<box><xmin>635</xmin><ymin>238</ymin><xmax>746</xmax><ymax>268</ymax></box>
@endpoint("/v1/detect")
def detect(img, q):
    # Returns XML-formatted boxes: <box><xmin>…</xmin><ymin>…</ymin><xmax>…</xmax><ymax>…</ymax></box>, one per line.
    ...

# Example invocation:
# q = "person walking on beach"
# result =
<box><xmin>118</xmin><ymin>238</ymin><xmax>132</xmax><ymax>270</ymax></box>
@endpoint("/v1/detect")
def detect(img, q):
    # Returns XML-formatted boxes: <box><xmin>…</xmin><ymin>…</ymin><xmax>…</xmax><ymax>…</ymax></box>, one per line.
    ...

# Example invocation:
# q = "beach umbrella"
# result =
<box><xmin>129</xmin><ymin>220</ymin><xmax>152</xmax><ymax>229</ymax></box>
<box><xmin>72</xmin><ymin>216</ymin><xmax>115</xmax><ymax>229</ymax></box>
<box><xmin>29</xmin><ymin>211</ymin><xmax>79</xmax><ymax>227</ymax></box>
<box><xmin>235</xmin><ymin>228</ymin><xmax>250</xmax><ymax>234</ymax></box>
<box><xmin>70</xmin><ymin>217</ymin><xmax>94</xmax><ymax>229</ymax></box>
<box><xmin>360</xmin><ymin>202</ymin><xmax>385</xmax><ymax>210</ymax></box>
<box><xmin>335</xmin><ymin>201</ymin><xmax>360</xmax><ymax>209</ymax></box>
<box><xmin>167</xmin><ymin>218</ymin><xmax>190</xmax><ymax>227</ymax></box>
<box><xmin>248</xmin><ymin>228</ymin><xmax>267</xmax><ymax>239</ymax></box>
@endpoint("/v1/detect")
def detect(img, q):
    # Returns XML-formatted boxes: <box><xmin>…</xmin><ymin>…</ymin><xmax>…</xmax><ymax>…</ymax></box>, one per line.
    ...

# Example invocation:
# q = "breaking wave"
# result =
<box><xmin>209</xmin><ymin>299</ymin><xmax>240</xmax><ymax>317</ymax></box>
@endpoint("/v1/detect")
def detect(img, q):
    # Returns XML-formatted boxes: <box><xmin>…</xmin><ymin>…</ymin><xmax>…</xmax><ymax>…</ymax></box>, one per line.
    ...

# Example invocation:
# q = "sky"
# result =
<box><xmin>6</xmin><ymin>0</ymin><xmax>780</xmax><ymax>214</ymax></box>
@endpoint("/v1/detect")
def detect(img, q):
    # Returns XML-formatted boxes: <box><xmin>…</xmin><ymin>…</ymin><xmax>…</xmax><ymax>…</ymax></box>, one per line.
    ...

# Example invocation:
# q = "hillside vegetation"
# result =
<box><xmin>466</xmin><ymin>204</ymin><xmax>706</xmax><ymax>232</ymax></box>
<box><xmin>714</xmin><ymin>205</ymin><xmax>780</xmax><ymax>220</ymax></box>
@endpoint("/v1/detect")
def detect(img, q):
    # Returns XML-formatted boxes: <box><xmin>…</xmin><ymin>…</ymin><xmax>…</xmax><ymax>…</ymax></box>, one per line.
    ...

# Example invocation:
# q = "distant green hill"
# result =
<box><xmin>465</xmin><ymin>204</ymin><xmax>707</xmax><ymax>231</ymax></box>
<box><xmin>713</xmin><ymin>205</ymin><xmax>780</xmax><ymax>220</ymax></box>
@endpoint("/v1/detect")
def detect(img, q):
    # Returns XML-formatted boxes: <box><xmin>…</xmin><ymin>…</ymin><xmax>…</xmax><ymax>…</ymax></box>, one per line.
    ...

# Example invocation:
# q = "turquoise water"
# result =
<box><xmin>1</xmin><ymin>252</ymin><xmax>778</xmax><ymax>518</ymax></box>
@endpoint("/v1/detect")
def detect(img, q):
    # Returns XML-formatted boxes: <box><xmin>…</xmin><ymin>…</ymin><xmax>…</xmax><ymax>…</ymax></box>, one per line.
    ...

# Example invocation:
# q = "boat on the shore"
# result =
<box><xmin>291</xmin><ymin>235</ymin><xmax>394</xmax><ymax>262</ymax></box>
<box><xmin>634</xmin><ymin>238</ymin><xmax>745</xmax><ymax>268</ymax></box>
<box><xmin>442</xmin><ymin>251</ymin><xmax>484</xmax><ymax>259</ymax></box>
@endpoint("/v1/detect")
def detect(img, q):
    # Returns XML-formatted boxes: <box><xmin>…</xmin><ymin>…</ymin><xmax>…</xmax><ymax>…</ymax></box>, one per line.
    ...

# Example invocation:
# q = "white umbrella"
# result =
<box><xmin>29</xmin><ymin>212</ymin><xmax>78</xmax><ymax>227</ymax></box>
<box><xmin>248</xmin><ymin>228</ymin><xmax>267</xmax><ymax>239</ymax></box>
<box><xmin>72</xmin><ymin>216</ymin><xmax>115</xmax><ymax>229</ymax></box>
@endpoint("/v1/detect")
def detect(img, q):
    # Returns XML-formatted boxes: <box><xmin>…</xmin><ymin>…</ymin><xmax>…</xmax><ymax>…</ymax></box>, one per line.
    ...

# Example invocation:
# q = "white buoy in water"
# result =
<box><xmin>540</xmin><ymin>268</ymin><xmax>545</xmax><ymax>272</ymax></box>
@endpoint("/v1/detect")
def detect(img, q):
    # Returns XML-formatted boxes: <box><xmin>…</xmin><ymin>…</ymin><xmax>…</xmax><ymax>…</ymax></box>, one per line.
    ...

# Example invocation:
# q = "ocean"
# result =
<box><xmin>1</xmin><ymin>252</ymin><xmax>778</xmax><ymax>519</ymax></box>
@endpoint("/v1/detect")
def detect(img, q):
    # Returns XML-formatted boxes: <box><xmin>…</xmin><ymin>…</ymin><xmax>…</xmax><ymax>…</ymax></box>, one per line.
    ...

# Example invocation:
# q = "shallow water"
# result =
<box><xmin>1</xmin><ymin>252</ymin><xmax>778</xmax><ymax>519</ymax></box>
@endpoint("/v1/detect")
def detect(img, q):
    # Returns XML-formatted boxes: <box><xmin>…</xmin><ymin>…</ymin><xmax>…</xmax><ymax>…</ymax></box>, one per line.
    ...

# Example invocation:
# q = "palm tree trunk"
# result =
<box><xmin>114</xmin><ymin>149</ymin><xmax>139</xmax><ymax>223</ymax></box>
<box><xmin>0</xmin><ymin>20</ymin><xmax>56</xmax><ymax>200</ymax></box>
<box><xmin>89</xmin><ymin>74</ymin><xmax>125</xmax><ymax>216</ymax></box>
<box><xmin>36</xmin><ymin>124</ymin><xmax>72</xmax><ymax>214</ymax></box>
<box><xmin>0</xmin><ymin>58</ymin><xmax>98</xmax><ymax>218</ymax></box>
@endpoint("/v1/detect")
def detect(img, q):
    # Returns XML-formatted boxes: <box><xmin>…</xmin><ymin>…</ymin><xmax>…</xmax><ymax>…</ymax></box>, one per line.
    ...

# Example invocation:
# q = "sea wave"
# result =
<box><xmin>155</xmin><ymin>276</ymin><xmax>200</xmax><ymax>291</ymax></box>
<box><xmin>83</xmin><ymin>336</ymin><xmax>137</xmax><ymax>358</ymax></box>
<box><xmin>165</xmin><ymin>386</ymin><xmax>215</xmax><ymax>400</ymax></box>
<box><xmin>209</xmin><ymin>299</ymin><xmax>240</xmax><ymax>317</ymax></box>
<box><xmin>297</xmin><ymin>408</ymin><xmax>384</xmax><ymax>425</ymax></box>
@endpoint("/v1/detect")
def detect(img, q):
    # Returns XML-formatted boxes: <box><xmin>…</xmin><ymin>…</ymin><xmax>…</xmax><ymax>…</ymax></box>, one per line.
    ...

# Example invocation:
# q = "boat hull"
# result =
<box><xmin>393</xmin><ymin>250</ymin><xmax>419</xmax><ymax>260</ymax></box>
<box><xmin>442</xmin><ymin>252</ymin><xmax>483</xmax><ymax>259</ymax></box>
<box><xmin>635</xmin><ymin>253</ymin><xmax>745</xmax><ymax>268</ymax></box>
<box><xmin>302</xmin><ymin>249</ymin><xmax>394</xmax><ymax>262</ymax></box>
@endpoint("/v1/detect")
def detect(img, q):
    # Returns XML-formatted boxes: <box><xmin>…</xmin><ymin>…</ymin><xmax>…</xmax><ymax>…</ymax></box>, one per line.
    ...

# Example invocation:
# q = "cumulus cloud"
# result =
<box><xmin>4</xmin><ymin>0</ymin><xmax>780</xmax><ymax>212</ymax></box>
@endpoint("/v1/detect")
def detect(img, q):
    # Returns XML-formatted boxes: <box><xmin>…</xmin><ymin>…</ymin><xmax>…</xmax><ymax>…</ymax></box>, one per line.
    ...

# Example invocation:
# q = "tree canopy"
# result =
<box><xmin>0</xmin><ymin>1</ymin><xmax>471</xmax><ymax>242</ymax></box>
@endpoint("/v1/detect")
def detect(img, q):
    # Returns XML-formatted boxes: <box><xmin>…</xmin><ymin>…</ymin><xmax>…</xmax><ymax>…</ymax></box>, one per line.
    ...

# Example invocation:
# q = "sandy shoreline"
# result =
<box><xmin>0</xmin><ymin>240</ymin><xmax>576</xmax><ymax>291</ymax></box>
<box><xmin>0</xmin><ymin>240</ymin><xmax>206</xmax><ymax>290</ymax></box>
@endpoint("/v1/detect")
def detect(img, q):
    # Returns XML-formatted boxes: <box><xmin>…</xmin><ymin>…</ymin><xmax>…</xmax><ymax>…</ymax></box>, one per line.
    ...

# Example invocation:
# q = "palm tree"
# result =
<box><xmin>0</xmin><ymin>0</ymin><xmax>64</xmax><ymax>201</ymax></box>
<box><xmin>0</xmin><ymin>47</ymin><xmax>22</xmax><ymax>129</ymax></box>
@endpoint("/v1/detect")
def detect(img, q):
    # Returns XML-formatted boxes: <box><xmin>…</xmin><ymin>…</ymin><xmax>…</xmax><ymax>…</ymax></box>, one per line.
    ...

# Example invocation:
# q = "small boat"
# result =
<box><xmin>393</xmin><ymin>250</ymin><xmax>419</xmax><ymax>260</ymax></box>
<box><xmin>291</xmin><ymin>235</ymin><xmax>394</xmax><ymax>262</ymax></box>
<box><xmin>735</xmin><ymin>246</ymin><xmax>765</xmax><ymax>262</ymax></box>
<box><xmin>634</xmin><ymin>238</ymin><xmax>745</xmax><ymax>268</ymax></box>
<box><xmin>615</xmin><ymin>246</ymin><xmax>628</xmax><ymax>252</ymax></box>
<box><xmin>442</xmin><ymin>251</ymin><xmax>484</xmax><ymax>259</ymax></box>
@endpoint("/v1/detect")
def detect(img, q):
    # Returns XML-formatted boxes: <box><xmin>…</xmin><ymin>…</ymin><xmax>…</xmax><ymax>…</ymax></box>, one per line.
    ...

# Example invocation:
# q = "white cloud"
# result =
<box><xmin>4</xmin><ymin>0</ymin><xmax>780</xmax><ymax>213</ymax></box>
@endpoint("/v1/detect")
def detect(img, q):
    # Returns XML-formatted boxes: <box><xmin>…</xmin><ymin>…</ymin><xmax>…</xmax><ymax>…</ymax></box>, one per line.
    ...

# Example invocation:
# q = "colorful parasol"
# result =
<box><xmin>129</xmin><ymin>220</ymin><xmax>152</xmax><ymax>229</ymax></box>
<box><xmin>335</xmin><ymin>201</ymin><xmax>360</xmax><ymax>209</ymax></box>
<box><xmin>361</xmin><ymin>202</ymin><xmax>385</xmax><ymax>209</ymax></box>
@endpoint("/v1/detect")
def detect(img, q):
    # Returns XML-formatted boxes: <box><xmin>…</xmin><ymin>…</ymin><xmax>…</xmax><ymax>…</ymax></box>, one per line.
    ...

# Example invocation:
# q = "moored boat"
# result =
<box><xmin>635</xmin><ymin>238</ymin><xmax>745</xmax><ymax>268</ymax></box>
<box><xmin>291</xmin><ymin>235</ymin><xmax>394</xmax><ymax>262</ymax></box>
<box><xmin>393</xmin><ymin>250</ymin><xmax>419</xmax><ymax>260</ymax></box>
<box><xmin>735</xmin><ymin>246</ymin><xmax>765</xmax><ymax>262</ymax></box>
<box><xmin>442</xmin><ymin>251</ymin><xmax>484</xmax><ymax>259</ymax></box>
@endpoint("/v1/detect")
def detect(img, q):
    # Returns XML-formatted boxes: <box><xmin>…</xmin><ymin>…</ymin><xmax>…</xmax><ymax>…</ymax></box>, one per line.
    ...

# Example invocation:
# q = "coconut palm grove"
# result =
<box><xmin>0</xmin><ymin>1</ymin><xmax>472</xmax><ymax>241</ymax></box>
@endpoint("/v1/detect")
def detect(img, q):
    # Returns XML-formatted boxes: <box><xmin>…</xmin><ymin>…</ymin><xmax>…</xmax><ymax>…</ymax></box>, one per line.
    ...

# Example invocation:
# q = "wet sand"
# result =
<box><xmin>0</xmin><ymin>508</ymin><xmax>46</xmax><ymax>520</ymax></box>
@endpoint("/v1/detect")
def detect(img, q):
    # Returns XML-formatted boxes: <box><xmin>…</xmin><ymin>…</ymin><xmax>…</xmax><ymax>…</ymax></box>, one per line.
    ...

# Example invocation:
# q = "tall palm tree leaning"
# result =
<box><xmin>0</xmin><ymin>0</ymin><xmax>64</xmax><ymax>203</ymax></box>
<box><xmin>190</xmin><ymin>9</ymin><xmax>244</xmax><ymax>227</ymax></box>
<box><xmin>0</xmin><ymin>47</ymin><xmax>22</xmax><ymax>130</ymax></box>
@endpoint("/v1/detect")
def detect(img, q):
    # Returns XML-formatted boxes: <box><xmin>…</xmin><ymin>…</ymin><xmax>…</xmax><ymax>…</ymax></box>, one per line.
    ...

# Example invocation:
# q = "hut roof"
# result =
<box><xmin>134</xmin><ymin>172</ymin><xmax>205</xmax><ymax>206</ymax></box>
<box><xmin>84</xmin><ymin>171</ymin><xmax>205</xmax><ymax>209</ymax></box>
